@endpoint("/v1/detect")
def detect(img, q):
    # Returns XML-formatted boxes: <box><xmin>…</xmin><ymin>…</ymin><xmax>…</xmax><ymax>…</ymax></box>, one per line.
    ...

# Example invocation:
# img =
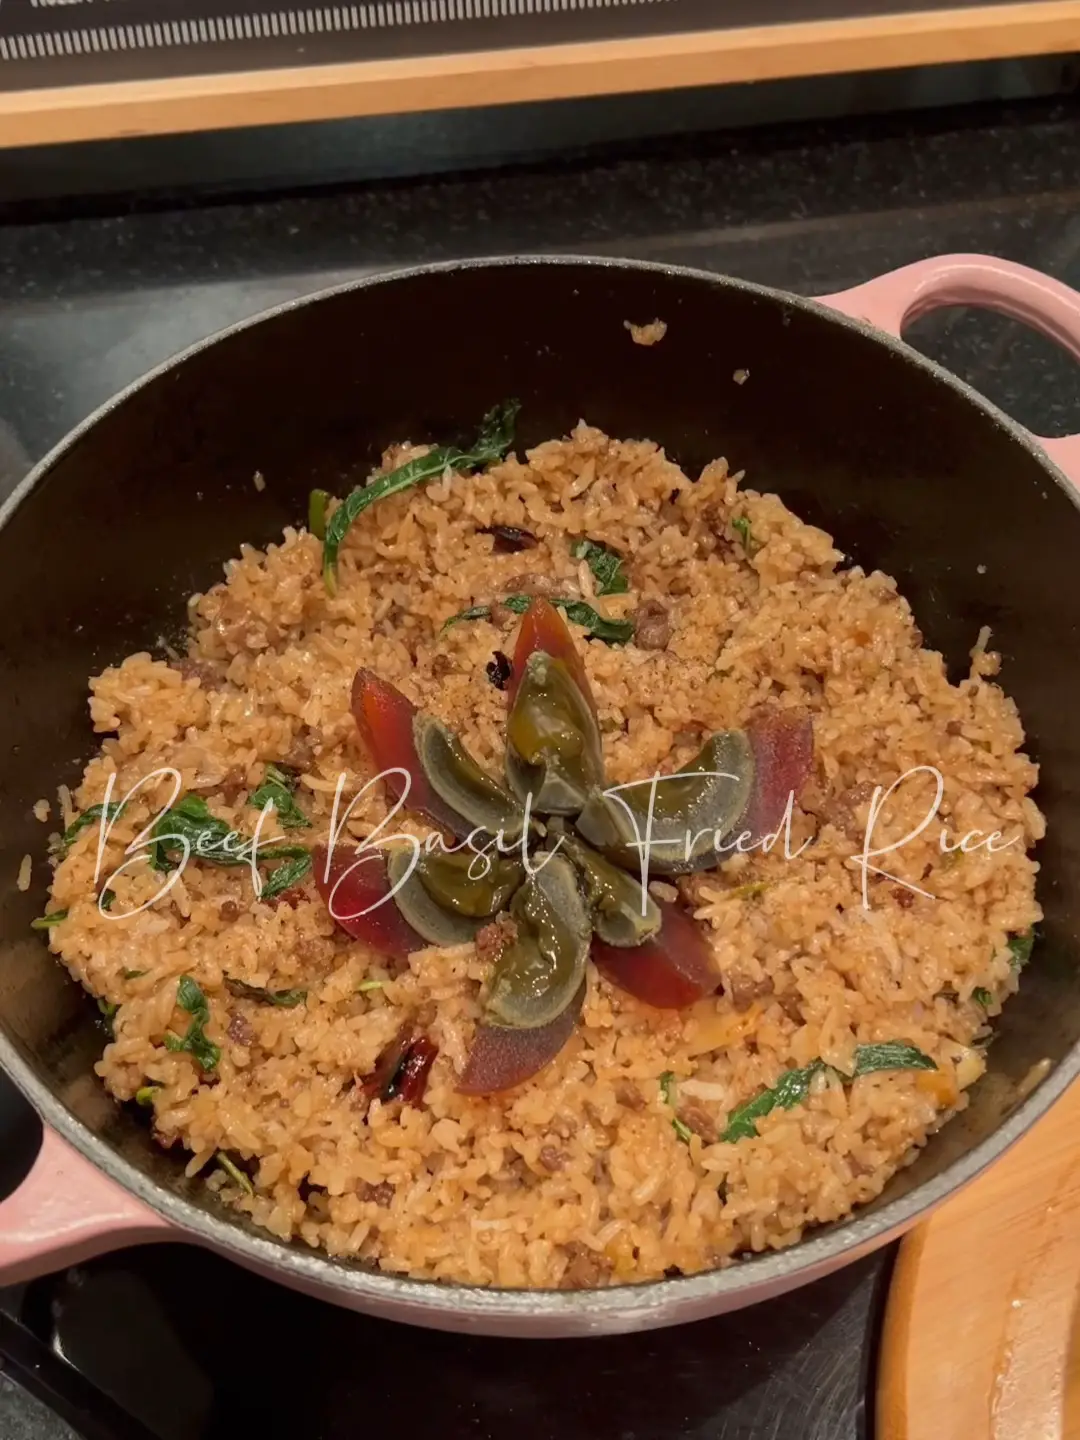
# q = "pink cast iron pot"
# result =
<box><xmin>0</xmin><ymin>253</ymin><xmax>1078</xmax><ymax>1337</ymax></box>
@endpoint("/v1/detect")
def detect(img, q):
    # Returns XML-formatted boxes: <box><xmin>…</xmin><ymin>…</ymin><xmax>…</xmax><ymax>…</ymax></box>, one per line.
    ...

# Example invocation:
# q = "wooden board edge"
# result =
<box><xmin>875</xmin><ymin>1223</ymin><xmax>930</xmax><ymax>1440</ymax></box>
<box><xmin>1</xmin><ymin>1</ymin><xmax>1079</xmax><ymax>149</ymax></box>
<box><xmin>874</xmin><ymin>1078</ymin><xmax>1080</xmax><ymax>1440</ymax></box>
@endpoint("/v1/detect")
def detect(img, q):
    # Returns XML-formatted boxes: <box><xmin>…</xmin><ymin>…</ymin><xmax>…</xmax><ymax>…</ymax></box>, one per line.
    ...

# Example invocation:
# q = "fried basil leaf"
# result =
<box><xmin>443</xmin><ymin>593</ymin><xmax>633</xmax><ymax>645</ymax></box>
<box><xmin>322</xmin><ymin>400</ymin><xmax>520</xmax><ymax>592</ymax></box>
<box><xmin>721</xmin><ymin>1042</ymin><xmax>936</xmax><ymax>1143</ymax></box>
<box><xmin>249</xmin><ymin>763</ymin><xmax>311</xmax><ymax>830</ymax></box>
<box><xmin>570</xmin><ymin>538</ymin><xmax>629</xmax><ymax>596</ymax></box>
<box><xmin>163</xmin><ymin>974</ymin><xmax>220</xmax><ymax>1073</ymax></box>
<box><xmin>225</xmin><ymin>977</ymin><xmax>307</xmax><ymax>1007</ymax></box>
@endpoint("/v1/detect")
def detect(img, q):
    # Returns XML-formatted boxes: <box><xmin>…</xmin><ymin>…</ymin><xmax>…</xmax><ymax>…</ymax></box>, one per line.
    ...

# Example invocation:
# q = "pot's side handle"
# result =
<box><xmin>818</xmin><ymin>254</ymin><xmax>1080</xmax><ymax>487</ymax></box>
<box><xmin>0</xmin><ymin>1127</ymin><xmax>172</xmax><ymax>1284</ymax></box>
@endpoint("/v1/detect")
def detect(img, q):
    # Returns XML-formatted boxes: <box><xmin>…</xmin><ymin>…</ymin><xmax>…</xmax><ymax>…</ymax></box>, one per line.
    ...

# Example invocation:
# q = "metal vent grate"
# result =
<box><xmin>2</xmin><ymin>0</ymin><xmax>672</xmax><ymax>60</ymax></box>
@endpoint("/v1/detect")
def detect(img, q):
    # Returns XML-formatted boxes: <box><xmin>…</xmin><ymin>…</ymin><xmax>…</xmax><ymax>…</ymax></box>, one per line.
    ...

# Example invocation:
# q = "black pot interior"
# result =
<box><xmin>1</xmin><ymin>259</ymin><xmax>1077</xmax><ymax>1248</ymax></box>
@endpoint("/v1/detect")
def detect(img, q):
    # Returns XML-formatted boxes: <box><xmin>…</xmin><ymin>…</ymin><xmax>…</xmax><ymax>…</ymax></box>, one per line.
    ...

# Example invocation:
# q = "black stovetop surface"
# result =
<box><xmin>0</xmin><ymin>1065</ymin><xmax>889</xmax><ymax>1440</ymax></box>
<box><xmin>0</xmin><ymin>1214</ymin><xmax>891</xmax><ymax>1440</ymax></box>
<box><xmin>1</xmin><ymin>90</ymin><xmax>1079</xmax><ymax>1440</ymax></box>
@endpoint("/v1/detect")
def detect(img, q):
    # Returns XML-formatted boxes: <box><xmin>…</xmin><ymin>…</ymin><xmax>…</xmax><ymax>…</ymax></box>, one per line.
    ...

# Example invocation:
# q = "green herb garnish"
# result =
<box><xmin>148</xmin><ymin>794</ymin><xmax>244</xmax><ymax>872</ymax></box>
<box><xmin>100</xmin><ymin>889</ymin><xmax>117</xmax><ymax>913</ymax></box>
<box><xmin>555</xmin><ymin>599</ymin><xmax>634</xmax><ymax>644</ymax></box>
<box><xmin>62</xmin><ymin>802</ymin><xmax>125</xmax><ymax>851</ymax></box>
<box><xmin>249</xmin><ymin>763</ymin><xmax>311</xmax><ymax>830</ymax></box>
<box><xmin>972</xmin><ymin>987</ymin><xmax>993</xmax><ymax>1008</ymax></box>
<box><xmin>225</xmin><ymin>977</ymin><xmax>307</xmax><ymax>1007</ymax></box>
<box><xmin>443</xmin><ymin>604</ymin><xmax>492</xmax><ymax>626</ymax></box>
<box><xmin>148</xmin><ymin>793</ymin><xmax>311</xmax><ymax>898</ymax></box>
<box><xmin>30</xmin><ymin>909</ymin><xmax>68</xmax><ymax>930</ymax></box>
<box><xmin>731</xmin><ymin>516</ymin><xmax>760</xmax><ymax>556</ymax></box>
<box><xmin>357</xmin><ymin>979</ymin><xmax>386</xmax><ymax>993</ymax></box>
<box><xmin>216</xmin><ymin>1152</ymin><xmax>255</xmax><ymax>1197</ymax></box>
<box><xmin>721</xmin><ymin>1042</ymin><xmax>936</xmax><ymax>1143</ymax></box>
<box><xmin>121</xmin><ymin>968</ymin><xmax>146</xmax><ymax>980</ymax></box>
<box><xmin>659</xmin><ymin>1070</ymin><xmax>693</xmax><ymax>1145</ymax></box>
<box><xmin>722</xmin><ymin>1061</ymin><xmax>825</xmax><ymax>1143</ymax></box>
<box><xmin>443</xmin><ymin>593</ymin><xmax>634</xmax><ymax>645</ymax></box>
<box><xmin>259</xmin><ymin>848</ymin><xmax>313</xmax><ymax>900</ymax></box>
<box><xmin>134</xmin><ymin>1083</ymin><xmax>160</xmax><ymax>1108</ymax></box>
<box><xmin>570</xmin><ymin>538</ymin><xmax>629</xmax><ymax>596</ymax></box>
<box><xmin>850</xmin><ymin>1042</ymin><xmax>937</xmax><ymax>1076</ymax></box>
<box><xmin>1008</xmin><ymin>928</ymin><xmax>1035</xmax><ymax>971</ymax></box>
<box><xmin>730</xmin><ymin>882</ymin><xmax>771</xmax><ymax>901</ymax></box>
<box><xmin>321</xmin><ymin>400</ymin><xmax>520</xmax><ymax>592</ymax></box>
<box><xmin>97</xmin><ymin>998</ymin><xmax>119</xmax><ymax>1022</ymax></box>
<box><xmin>308</xmin><ymin>488</ymin><xmax>330</xmax><ymax>542</ymax></box>
<box><xmin>163</xmin><ymin>974</ymin><xmax>220</xmax><ymax>1073</ymax></box>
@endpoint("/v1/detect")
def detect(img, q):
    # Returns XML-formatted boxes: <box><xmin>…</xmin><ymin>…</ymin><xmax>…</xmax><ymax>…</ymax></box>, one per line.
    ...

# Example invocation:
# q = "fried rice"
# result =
<box><xmin>40</xmin><ymin>424</ymin><xmax>1042</xmax><ymax>1287</ymax></box>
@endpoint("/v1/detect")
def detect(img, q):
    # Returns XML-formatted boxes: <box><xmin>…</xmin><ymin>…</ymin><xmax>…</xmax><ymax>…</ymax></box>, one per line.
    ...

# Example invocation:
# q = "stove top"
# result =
<box><xmin>0</xmin><ymin>1219</ymin><xmax>891</xmax><ymax>1440</ymax></box>
<box><xmin>1</xmin><ymin>91</ymin><xmax>1078</xmax><ymax>1440</ymax></box>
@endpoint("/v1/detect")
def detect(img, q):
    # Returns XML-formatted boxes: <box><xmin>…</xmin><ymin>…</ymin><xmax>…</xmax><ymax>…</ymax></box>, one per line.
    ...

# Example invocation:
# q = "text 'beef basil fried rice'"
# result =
<box><xmin>38</xmin><ymin>421</ymin><xmax>1042</xmax><ymax>1288</ymax></box>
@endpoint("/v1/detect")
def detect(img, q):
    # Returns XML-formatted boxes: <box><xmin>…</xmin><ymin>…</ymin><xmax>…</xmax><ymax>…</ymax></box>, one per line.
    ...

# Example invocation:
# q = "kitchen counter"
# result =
<box><xmin>1</xmin><ymin>93</ymin><xmax>1079</xmax><ymax>489</ymax></box>
<box><xmin>0</xmin><ymin>90</ymin><xmax>1078</xmax><ymax>1440</ymax></box>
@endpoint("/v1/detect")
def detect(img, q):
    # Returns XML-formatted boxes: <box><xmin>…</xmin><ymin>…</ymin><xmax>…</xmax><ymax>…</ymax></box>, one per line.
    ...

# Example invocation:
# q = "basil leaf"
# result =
<box><xmin>62</xmin><ymin>802</ymin><xmax>125</xmax><ymax>851</ymax></box>
<box><xmin>731</xmin><ymin>516</ymin><xmax>760</xmax><ymax>556</ymax></box>
<box><xmin>322</xmin><ymin>400</ymin><xmax>520</xmax><ymax>592</ymax></box>
<box><xmin>100</xmin><ymin>889</ymin><xmax>117</xmax><ymax>913</ymax></box>
<box><xmin>150</xmin><ymin>795</ymin><xmax>312</xmax><ymax>895</ymax></box>
<box><xmin>249</xmin><ymin>763</ymin><xmax>311</xmax><ymax>830</ymax></box>
<box><xmin>264</xmin><ymin>761</ymin><xmax>299</xmax><ymax>789</ymax></box>
<box><xmin>259</xmin><ymin>847</ymin><xmax>312</xmax><ymax>900</ymax></box>
<box><xmin>225</xmin><ymin>977</ymin><xmax>307</xmax><ymax>1007</ymax></box>
<box><xmin>972</xmin><ymin>987</ymin><xmax>993</xmax><ymax>1009</ymax></box>
<box><xmin>176</xmin><ymin>974</ymin><xmax>207</xmax><ymax>1015</ymax></box>
<box><xmin>121</xmin><ymin>968</ymin><xmax>146</xmax><ymax>980</ymax></box>
<box><xmin>659</xmin><ymin>1070</ymin><xmax>693</xmax><ymax>1145</ymax></box>
<box><xmin>308</xmin><ymin>488</ymin><xmax>330</xmax><ymax>541</ymax></box>
<box><xmin>31</xmin><ymin>909</ymin><xmax>68</xmax><ymax>930</ymax></box>
<box><xmin>721</xmin><ymin>1061</ymin><xmax>825</xmax><ymax>1143</ymax></box>
<box><xmin>555</xmin><ymin>600</ymin><xmax>635</xmax><ymax>645</ymax></box>
<box><xmin>164</xmin><ymin>974</ymin><xmax>220</xmax><ymax>1073</ymax></box>
<box><xmin>1008</xmin><ymin>928</ymin><xmax>1035</xmax><ymax>971</ymax></box>
<box><xmin>722</xmin><ymin>1041</ymin><xmax>938</xmax><ymax>1143</ymax></box>
<box><xmin>443</xmin><ymin>593</ymin><xmax>634</xmax><ymax>646</ymax></box>
<box><xmin>852</xmin><ymin>1042</ymin><xmax>936</xmax><ymax>1075</ymax></box>
<box><xmin>730</xmin><ymin>882</ymin><xmax>771</xmax><ymax>901</ymax></box>
<box><xmin>216</xmin><ymin>1152</ymin><xmax>255</xmax><ymax>1197</ymax></box>
<box><xmin>441</xmin><ymin>604</ymin><xmax>493</xmax><ymax>631</ymax></box>
<box><xmin>570</xmin><ymin>538</ymin><xmax>629</xmax><ymax>596</ymax></box>
<box><xmin>150</xmin><ymin>794</ymin><xmax>243</xmax><ymax>871</ymax></box>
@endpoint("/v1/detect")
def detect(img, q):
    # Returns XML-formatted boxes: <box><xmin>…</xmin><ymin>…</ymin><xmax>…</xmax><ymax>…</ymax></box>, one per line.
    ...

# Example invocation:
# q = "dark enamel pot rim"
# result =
<box><xmin>2</xmin><ymin>253</ymin><xmax>1077</xmax><ymax>1330</ymax></box>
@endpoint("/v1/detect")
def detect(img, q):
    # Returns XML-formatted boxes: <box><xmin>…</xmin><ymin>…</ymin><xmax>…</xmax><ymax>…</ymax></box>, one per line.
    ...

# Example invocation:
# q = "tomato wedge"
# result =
<box><xmin>351</xmin><ymin>668</ymin><xmax>468</xmax><ymax>836</ymax></box>
<box><xmin>591</xmin><ymin>902</ymin><xmax>717</xmax><ymax>1009</ymax></box>
<box><xmin>508</xmin><ymin>599</ymin><xmax>596</xmax><ymax>713</ymax></box>
<box><xmin>740</xmin><ymin>707</ymin><xmax>814</xmax><ymax>847</ymax></box>
<box><xmin>457</xmin><ymin>984</ymin><xmax>584</xmax><ymax>1095</ymax></box>
<box><xmin>313</xmin><ymin>843</ymin><xmax>427</xmax><ymax>959</ymax></box>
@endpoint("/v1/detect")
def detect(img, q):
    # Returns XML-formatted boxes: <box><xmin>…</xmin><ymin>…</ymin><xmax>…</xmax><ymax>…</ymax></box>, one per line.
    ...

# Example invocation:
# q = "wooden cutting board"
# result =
<box><xmin>878</xmin><ymin>1079</ymin><xmax>1080</xmax><ymax>1440</ymax></box>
